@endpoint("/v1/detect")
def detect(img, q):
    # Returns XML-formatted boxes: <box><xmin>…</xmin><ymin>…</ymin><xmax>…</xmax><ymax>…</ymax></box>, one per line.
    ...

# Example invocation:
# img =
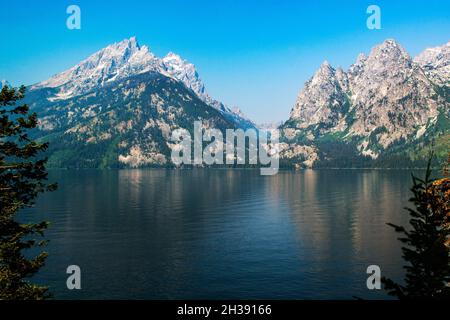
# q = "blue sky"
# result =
<box><xmin>0</xmin><ymin>0</ymin><xmax>449</xmax><ymax>123</ymax></box>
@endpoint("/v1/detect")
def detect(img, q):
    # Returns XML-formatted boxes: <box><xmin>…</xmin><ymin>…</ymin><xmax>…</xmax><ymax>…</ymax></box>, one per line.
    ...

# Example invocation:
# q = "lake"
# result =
<box><xmin>20</xmin><ymin>169</ymin><xmax>418</xmax><ymax>299</ymax></box>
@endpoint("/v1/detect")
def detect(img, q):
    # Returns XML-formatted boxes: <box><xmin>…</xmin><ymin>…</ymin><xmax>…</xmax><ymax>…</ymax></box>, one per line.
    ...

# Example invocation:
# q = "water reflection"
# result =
<box><xmin>21</xmin><ymin>169</ymin><xmax>415</xmax><ymax>299</ymax></box>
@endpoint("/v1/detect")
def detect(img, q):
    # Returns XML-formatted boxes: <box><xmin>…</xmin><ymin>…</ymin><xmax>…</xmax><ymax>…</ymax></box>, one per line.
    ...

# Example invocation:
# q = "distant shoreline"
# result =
<box><xmin>45</xmin><ymin>166</ymin><xmax>435</xmax><ymax>171</ymax></box>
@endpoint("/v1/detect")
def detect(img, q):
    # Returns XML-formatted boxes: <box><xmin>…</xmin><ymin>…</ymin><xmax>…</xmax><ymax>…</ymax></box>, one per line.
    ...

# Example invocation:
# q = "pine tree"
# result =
<box><xmin>382</xmin><ymin>156</ymin><xmax>450</xmax><ymax>299</ymax></box>
<box><xmin>0</xmin><ymin>84</ymin><xmax>57</xmax><ymax>300</ymax></box>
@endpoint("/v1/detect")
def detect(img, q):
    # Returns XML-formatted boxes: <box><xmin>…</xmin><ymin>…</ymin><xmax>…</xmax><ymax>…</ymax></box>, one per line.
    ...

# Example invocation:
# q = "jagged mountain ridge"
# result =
<box><xmin>21</xmin><ymin>38</ymin><xmax>450</xmax><ymax>168</ymax></box>
<box><xmin>282</xmin><ymin>39</ymin><xmax>449</xmax><ymax>167</ymax></box>
<box><xmin>26</xmin><ymin>37</ymin><xmax>258</xmax><ymax>168</ymax></box>
<box><xmin>29</xmin><ymin>71</ymin><xmax>236</xmax><ymax>168</ymax></box>
<box><xmin>0</xmin><ymin>80</ymin><xmax>10</xmax><ymax>90</ymax></box>
<box><xmin>414</xmin><ymin>41</ymin><xmax>450</xmax><ymax>87</ymax></box>
<box><xmin>32</xmin><ymin>37</ymin><xmax>254</xmax><ymax>129</ymax></box>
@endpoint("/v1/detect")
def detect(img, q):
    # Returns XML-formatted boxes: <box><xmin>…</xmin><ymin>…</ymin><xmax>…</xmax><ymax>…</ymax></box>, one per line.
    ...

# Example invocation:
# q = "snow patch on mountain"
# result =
<box><xmin>0</xmin><ymin>80</ymin><xmax>10</xmax><ymax>89</ymax></box>
<box><xmin>284</xmin><ymin>39</ymin><xmax>448</xmax><ymax>166</ymax></box>
<box><xmin>414</xmin><ymin>41</ymin><xmax>450</xmax><ymax>86</ymax></box>
<box><xmin>34</xmin><ymin>37</ymin><xmax>164</xmax><ymax>99</ymax></box>
<box><xmin>32</xmin><ymin>37</ymin><xmax>254</xmax><ymax>128</ymax></box>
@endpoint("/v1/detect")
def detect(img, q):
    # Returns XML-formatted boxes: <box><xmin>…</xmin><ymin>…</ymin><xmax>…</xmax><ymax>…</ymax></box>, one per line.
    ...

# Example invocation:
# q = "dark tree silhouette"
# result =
<box><xmin>0</xmin><ymin>84</ymin><xmax>57</xmax><ymax>299</ymax></box>
<box><xmin>382</xmin><ymin>156</ymin><xmax>450</xmax><ymax>299</ymax></box>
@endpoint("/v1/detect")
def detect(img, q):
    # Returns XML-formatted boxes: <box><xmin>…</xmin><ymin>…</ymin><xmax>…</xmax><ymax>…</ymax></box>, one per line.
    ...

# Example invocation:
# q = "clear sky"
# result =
<box><xmin>0</xmin><ymin>0</ymin><xmax>449</xmax><ymax>123</ymax></box>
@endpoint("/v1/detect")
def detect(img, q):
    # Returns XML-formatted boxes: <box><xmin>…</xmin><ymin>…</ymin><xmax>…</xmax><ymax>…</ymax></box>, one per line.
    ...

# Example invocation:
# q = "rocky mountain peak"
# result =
<box><xmin>316</xmin><ymin>60</ymin><xmax>334</xmax><ymax>75</ymax></box>
<box><xmin>30</xmin><ymin>37</ymin><xmax>255</xmax><ymax>130</ymax></box>
<box><xmin>356</xmin><ymin>53</ymin><xmax>367</xmax><ymax>64</ymax></box>
<box><xmin>289</xmin><ymin>59</ymin><xmax>349</xmax><ymax>128</ymax></box>
<box><xmin>285</xmin><ymin>39</ymin><xmax>446</xmax><ymax>163</ymax></box>
<box><xmin>335</xmin><ymin>67</ymin><xmax>349</xmax><ymax>92</ymax></box>
<box><xmin>128</xmin><ymin>36</ymin><xmax>139</xmax><ymax>48</ymax></box>
<box><xmin>346</xmin><ymin>39</ymin><xmax>439</xmax><ymax>146</ymax></box>
<box><xmin>364</xmin><ymin>39</ymin><xmax>412</xmax><ymax>73</ymax></box>
<box><xmin>108</xmin><ymin>36</ymin><xmax>141</xmax><ymax>57</ymax></box>
<box><xmin>307</xmin><ymin>60</ymin><xmax>336</xmax><ymax>88</ymax></box>
<box><xmin>373</xmin><ymin>39</ymin><xmax>407</xmax><ymax>55</ymax></box>
<box><xmin>33</xmin><ymin>37</ymin><xmax>164</xmax><ymax>99</ymax></box>
<box><xmin>162</xmin><ymin>52</ymin><xmax>205</xmax><ymax>96</ymax></box>
<box><xmin>163</xmin><ymin>52</ymin><xmax>182</xmax><ymax>62</ymax></box>
<box><xmin>414</xmin><ymin>41</ymin><xmax>450</xmax><ymax>86</ymax></box>
<box><xmin>348</xmin><ymin>53</ymin><xmax>367</xmax><ymax>78</ymax></box>
<box><xmin>414</xmin><ymin>41</ymin><xmax>450</xmax><ymax>68</ymax></box>
<box><xmin>319</xmin><ymin>60</ymin><xmax>332</xmax><ymax>69</ymax></box>
<box><xmin>0</xmin><ymin>80</ymin><xmax>10</xmax><ymax>89</ymax></box>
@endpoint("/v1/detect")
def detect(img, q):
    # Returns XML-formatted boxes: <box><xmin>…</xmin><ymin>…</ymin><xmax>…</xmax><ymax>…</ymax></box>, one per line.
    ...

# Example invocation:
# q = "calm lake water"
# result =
<box><xmin>20</xmin><ymin>169</ymin><xmax>419</xmax><ymax>299</ymax></box>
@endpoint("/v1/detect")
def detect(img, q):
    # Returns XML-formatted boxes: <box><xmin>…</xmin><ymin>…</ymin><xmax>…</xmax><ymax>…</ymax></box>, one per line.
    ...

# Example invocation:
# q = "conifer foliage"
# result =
<box><xmin>382</xmin><ymin>156</ymin><xmax>450</xmax><ymax>299</ymax></box>
<box><xmin>0</xmin><ymin>84</ymin><xmax>56</xmax><ymax>299</ymax></box>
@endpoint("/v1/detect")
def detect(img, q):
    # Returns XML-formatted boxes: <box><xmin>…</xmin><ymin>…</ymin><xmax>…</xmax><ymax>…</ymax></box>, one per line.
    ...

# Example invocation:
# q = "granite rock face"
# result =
<box><xmin>282</xmin><ymin>39</ymin><xmax>449</xmax><ymax>167</ymax></box>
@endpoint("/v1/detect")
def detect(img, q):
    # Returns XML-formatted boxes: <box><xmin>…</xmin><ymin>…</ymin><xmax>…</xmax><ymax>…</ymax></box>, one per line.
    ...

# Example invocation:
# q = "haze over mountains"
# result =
<box><xmin>18</xmin><ymin>38</ymin><xmax>450</xmax><ymax>168</ymax></box>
